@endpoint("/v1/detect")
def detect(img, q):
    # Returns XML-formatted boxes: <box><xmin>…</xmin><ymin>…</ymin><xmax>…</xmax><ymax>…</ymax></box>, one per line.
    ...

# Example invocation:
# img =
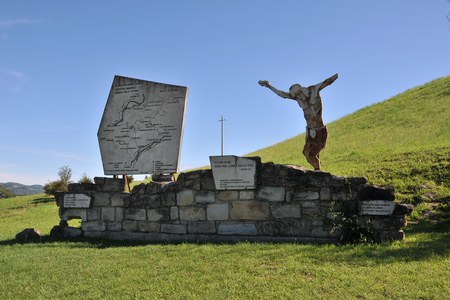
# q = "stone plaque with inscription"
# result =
<box><xmin>360</xmin><ymin>200</ymin><xmax>396</xmax><ymax>216</ymax></box>
<box><xmin>98</xmin><ymin>75</ymin><xmax>188</xmax><ymax>175</ymax></box>
<box><xmin>63</xmin><ymin>193</ymin><xmax>92</xmax><ymax>208</ymax></box>
<box><xmin>210</xmin><ymin>156</ymin><xmax>256</xmax><ymax>190</ymax></box>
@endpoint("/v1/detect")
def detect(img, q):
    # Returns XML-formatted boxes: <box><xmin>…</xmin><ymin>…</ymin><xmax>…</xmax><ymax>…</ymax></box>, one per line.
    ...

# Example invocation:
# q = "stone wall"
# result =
<box><xmin>55</xmin><ymin>158</ymin><xmax>410</xmax><ymax>243</ymax></box>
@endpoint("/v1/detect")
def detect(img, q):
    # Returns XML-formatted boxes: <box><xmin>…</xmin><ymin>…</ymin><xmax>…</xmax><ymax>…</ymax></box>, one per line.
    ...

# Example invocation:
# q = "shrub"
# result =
<box><xmin>78</xmin><ymin>173</ymin><xmax>93</xmax><ymax>184</ymax></box>
<box><xmin>44</xmin><ymin>180</ymin><xmax>68</xmax><ymax>196</ymax></box>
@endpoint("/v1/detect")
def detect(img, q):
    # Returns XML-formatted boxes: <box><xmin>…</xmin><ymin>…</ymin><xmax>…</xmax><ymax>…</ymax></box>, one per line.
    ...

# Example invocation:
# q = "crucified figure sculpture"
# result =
<box><xmin>258</xmin><ymin>73</ymin><xmax>338</xmax><ymax>170</ymax></box>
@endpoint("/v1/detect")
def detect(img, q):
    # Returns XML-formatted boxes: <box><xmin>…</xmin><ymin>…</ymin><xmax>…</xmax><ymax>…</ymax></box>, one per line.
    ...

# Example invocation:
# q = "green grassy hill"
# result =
<box><xmin>248</xmin><ymin>76</ymin><xmax>450</xmax><ymax>204</ymax></box>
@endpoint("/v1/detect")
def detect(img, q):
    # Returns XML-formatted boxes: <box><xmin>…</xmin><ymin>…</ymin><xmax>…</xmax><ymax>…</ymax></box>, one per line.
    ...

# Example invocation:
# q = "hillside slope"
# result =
<box><xmin>0</xmin><ymin>182</ymin><xmax>44</xmax><ymax>196</ymax></box>
<box><xmin>248</xmin><ymin>76</ymin><xmax>450</xmax><ymax>203</ymax></box>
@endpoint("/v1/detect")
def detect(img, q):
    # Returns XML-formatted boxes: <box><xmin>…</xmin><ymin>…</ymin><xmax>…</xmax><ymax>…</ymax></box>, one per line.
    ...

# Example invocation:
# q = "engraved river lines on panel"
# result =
<box><xmin>99</xmin><ymin>83</ymin><xmax>181</xmax><ymax>172</ymax></box>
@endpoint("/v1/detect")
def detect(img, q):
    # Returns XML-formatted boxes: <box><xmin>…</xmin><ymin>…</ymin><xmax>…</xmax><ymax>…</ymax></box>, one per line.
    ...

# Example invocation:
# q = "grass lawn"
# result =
<box><xmin>0</xmin><ymin>194</ymin><xmax>449</xmax><ymax>299</ymax></box>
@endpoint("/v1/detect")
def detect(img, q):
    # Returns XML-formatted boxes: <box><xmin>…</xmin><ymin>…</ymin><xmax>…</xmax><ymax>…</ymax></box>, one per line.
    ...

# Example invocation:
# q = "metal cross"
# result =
<box><xmin>219</xmin><ymin>115</ymin><xmax>226</xmax><ymax>156</ymax></box>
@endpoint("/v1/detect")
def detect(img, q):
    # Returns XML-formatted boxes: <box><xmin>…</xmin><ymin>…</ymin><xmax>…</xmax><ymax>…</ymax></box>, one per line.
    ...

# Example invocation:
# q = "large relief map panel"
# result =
<box><xmin>98</xmin><ymin>76</ymin><xmax>188</xmax><ymax>175</ymax></box>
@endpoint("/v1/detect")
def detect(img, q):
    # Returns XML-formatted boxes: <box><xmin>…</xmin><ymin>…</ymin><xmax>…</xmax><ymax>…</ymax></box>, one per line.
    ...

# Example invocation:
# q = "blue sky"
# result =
<box><xmin>1</xmin><ymin>1</ymin><xmax>449</xmax><ymax>185</ymax></box>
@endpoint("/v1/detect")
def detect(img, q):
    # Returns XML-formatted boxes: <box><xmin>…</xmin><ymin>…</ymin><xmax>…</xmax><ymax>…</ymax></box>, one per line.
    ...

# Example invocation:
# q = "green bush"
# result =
<box><xmin>43</xmin><ymin>180</ymin><xmax>68</xmax><ymax>196</ymax></box>
<box><xmin>0</xmin><ymin>185</ymin><xmax>14</xmax><ymax>198</ymax></box>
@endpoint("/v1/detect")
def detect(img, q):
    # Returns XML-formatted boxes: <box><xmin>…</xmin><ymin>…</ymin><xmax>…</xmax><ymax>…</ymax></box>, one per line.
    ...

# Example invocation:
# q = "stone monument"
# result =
<box><xmin>50</xmin><ymin>74</ymin><xmax>411</xmax><ymax>245</ymax></box>
<box><xmin>98</xmin><ymin>75</ymin><xmax>188</xmax><ymax>176</ymax></box>
<box><xmin>258</xmin><ymin>74</ymin><xmax>338</xmax><ymax>170</ymax></box>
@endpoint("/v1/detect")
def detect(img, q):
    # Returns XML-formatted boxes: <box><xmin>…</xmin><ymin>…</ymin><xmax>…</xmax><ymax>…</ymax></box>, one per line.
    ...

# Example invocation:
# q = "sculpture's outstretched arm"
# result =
<box><xmin>258</xmin><ymin>80</ymin><xmax>292</xmax><ymax>99</ymax></box>
<box><xmin>317</xmin><ymin>73</ymin><xmax>338</xmax><ymax>91</ymax></box>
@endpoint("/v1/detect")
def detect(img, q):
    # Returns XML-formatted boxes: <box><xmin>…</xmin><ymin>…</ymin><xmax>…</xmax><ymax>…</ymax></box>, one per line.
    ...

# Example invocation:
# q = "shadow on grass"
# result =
<box><xmin>334</xmin><ymin>219</ymin><xmax>450</xmax><ymax>263</ymax></box>
<box><xmin>1</xmin><ymin>220</ymin><xmax>448</xmax><ymax>264</ymax></box>
<box><xmin>32</xmin><ymin>197</ymin><xmax>54</xmax><ymax>204</ymax></box>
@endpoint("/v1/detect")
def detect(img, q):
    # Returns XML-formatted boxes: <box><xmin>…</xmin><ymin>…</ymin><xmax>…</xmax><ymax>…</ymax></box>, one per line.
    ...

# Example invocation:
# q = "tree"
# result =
<box><xmin>58</xmin><ymin>165</ymin><xmax>72</xmax><ymax>185</ymax></box>
<box><xmin>0</xmin><ymin>185</ymin><xmax>15</xmax><ymax>198</ymax></box>
<box><xmin>44</xmin><ymin>165</ymin><xmax>73</xmax><ymax>196</ymax></box>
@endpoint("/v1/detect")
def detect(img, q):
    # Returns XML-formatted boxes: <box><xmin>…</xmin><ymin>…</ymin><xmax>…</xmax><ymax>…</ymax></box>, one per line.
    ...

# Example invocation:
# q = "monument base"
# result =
<box><xmin>55</xmin><ymin>157</ymin><xmax>411</xmax><ymax>244</ymax></box>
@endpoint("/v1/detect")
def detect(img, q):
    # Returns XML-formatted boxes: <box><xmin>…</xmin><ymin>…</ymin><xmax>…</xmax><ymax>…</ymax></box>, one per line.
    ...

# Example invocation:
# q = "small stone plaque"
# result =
<box><xmin>360</xmin><ymin>200</ymin><xmax>395</xmax><ymax>215</ymax></box>
<box><xmin>63</xmin><ymin>193</ymin><xmax>92</xmax><ymax>208</ymax></box>
<box><xmin>210</xmin><ymin>156</ymin><xmax>256</xmax><ymax>190</ymax></box>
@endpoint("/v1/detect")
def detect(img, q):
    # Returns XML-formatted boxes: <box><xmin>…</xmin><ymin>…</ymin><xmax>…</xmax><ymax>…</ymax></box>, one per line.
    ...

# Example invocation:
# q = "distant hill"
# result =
<box><xmin>248</xmin><ymin>76</ymin><xmax>450</xmax><ymax>203</ymax></box>
<box><xmin>0</xmin><ymin>182</ymin><xmax>44</xmax><ymax>196</ymax></box>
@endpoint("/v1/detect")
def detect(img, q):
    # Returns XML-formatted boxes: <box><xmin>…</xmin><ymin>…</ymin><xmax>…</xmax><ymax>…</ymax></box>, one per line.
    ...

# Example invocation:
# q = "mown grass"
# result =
<box><xmin>0</xmin><ymin>194</ymin><xmax>449</xmax><ymax>299</ymax></box>
<box><xmin>248</xmin><ymin>76</ymin><xmax>450</xmax><ymax>204</ymax></box>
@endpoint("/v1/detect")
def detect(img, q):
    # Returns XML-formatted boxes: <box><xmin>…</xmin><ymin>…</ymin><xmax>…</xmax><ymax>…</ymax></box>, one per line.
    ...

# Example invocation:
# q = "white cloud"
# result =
<box><xmin>0</xmin><ymin>18</ymin><xmax>43</xmax><ymax>29</ymax></box>
<box><xmin>0</xmin><ymin>69</ymin><xmax>27</xmax><ymax>80</ymax></box>
<box><xmin>0</xmin><ymin>69</ymin><xmax>33</xmax><ymax>93</ymax></box>
<box><xmin>0</xmin><ymin>146</ymin><xmax>95</xmax><ymax>163</ymax></box>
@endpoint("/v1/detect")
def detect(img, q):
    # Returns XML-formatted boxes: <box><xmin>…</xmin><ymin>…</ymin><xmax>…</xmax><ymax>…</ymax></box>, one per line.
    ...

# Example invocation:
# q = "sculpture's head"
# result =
<box><xmin>289</xmin><ymin>84</ymin><xmax>302</xmax><ymax>98</ymax></box>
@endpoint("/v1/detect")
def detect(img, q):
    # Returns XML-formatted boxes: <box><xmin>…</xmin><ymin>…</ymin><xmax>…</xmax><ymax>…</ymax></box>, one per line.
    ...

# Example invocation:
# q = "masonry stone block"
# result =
<box><xmin>123</xmin><ymin>221</ymin><xmax>138</xmax><ymax>232</ymax></box>
<box><xmin>115</xmin><ymin>207</ymin><xmax>123</xmax><ymax>221</ymax></box>
<box><xmin>218</xmin><ymin>223</ymin><xmax>257</xmax><ymax>235</ymax></box>
<box><xmin>87</xmin><ymin>207</ymin><xmax>101</xmax><ymax>221</ymax></box>
<box><xmin>293</xmin><ymin>191</ymin><xmax>320</xmax><ymax>201</ymax></box>
<box><xmin>184</xmin><ymin>180</ymin><xmax>201</xmax><ymax>190</ymax></box>
<box><xmin>179</xmin><ymin>206</ymin><xmax>206</xmax><ymax>221</ymax></box>
<box><xmin>92</xmin><ymin>192</ymin><xmax>111</xmax><ymax>207</ymax></box>
<box><xmin>271</xmin><ymin>204</ymin><xmax>301</xmax><ymax>219</ymax></box>
<box><xmin>230</xmin><ymin>201</ymin><xmax>270</xmax><ymax>220</ymax></box>
<box><xmin>101</xmin><ymin>178</ymin><xmax>125</xmax><ymax>192</ymax></box>
<box><xmin>177</xmin><ymin>190</ymin><xmax>195</xmax><ymax>206</ymax></box>
<box><xmin>207</xmin><ymin>203</ymin><xmax>229</xmax><ymax>220</ymax></box>
<box><xmin>370</xmin><ymin>216</ymin><xmax>406</xmax><ymax>230</ymax></box>
<box><xmin>260</xmin><ymin>176</ymin><xmax>278</xmax><ymax>186</ymax></box>
<box><xmin>161</xmin><ymin>224</ymin><xmax>187</xmax><ymax>234</ymax></box>
<box><xmin>139</xmin><ymin>221</ymin><xmax>160</xmax><ymax>233</ymax></box>
<box><xmin>258</xmin><ymin>220</ymin><xmax>302</xmax><ymax>236</ymax></box>
<box><xmin>94</xmin><ymin>177</ymin><xmax>124</xmax><ymax>192</ymax></box>
<box><xmin>302</xmin><ymin>207</ymin><xmax>321</xmax><ymax>218</ymax></box>
<box><xmin>124</xmin><ymin>208</ymin><xmax>146</xmax><ymax>221</ymax></box>
<box><xmin>195</xmin><ymin>191</ymin><xmax>216</xmax><ymax>203</ymax></box>
<box><xmin>147</xmin><ymin>208</ymin><xmax>170</xmax><ymax>222</ymax></box>
<box><xmin>147</xmin><ymin>209</ymin><xmax>164</xmax><ymax>221</ymax></box>
<box><xmin>331</xmin><ymin>191</ymin><xmax>352</xmax><ymax>201</ymax></box>
<box><xmin>106</xmin><ymin>222</ymin><xmax>122</xmax><ymax>231</ymax></box>
<box><xmin>312</xmin><ymin>220</ymin><xmax>324</xmax><ymax>226</ymax></box>
<box><xmin>218</xmin><ymin>191</ymin><xmax>238</xmax><ymax>201</ymax></box>
<box><xmin>82</xmin><ymin>221</ymin><xmax>106</xmax><ymax>232</ymax></box>
<box><xmin>200</xmin><ymin>177</ymin><xmax>216</xmax><ymax>190</ymax></box>
<box><xmin>61</xmin><ymin>208</ymin><xmax>87</xmax><ymax>221</ymax></box>
<box><xmin>285</xmin><ymin>191</ymin><xmax>294</xmax><ymax>203</ymax></box>
<box><xmin>102</xmin><ymin>207</ymin><xmax>116</xmax><ymax>222</ymax></box>
<box><xmin>256</xmin><ymin>186</ymin><xmax>285</xmax><ymax>202</ymax></box>
<box><xmin>132</xmin><ymin>194</ymin><xmax>161</xmax><ymax>208</ymax></box>
<box><xmin>239</xmin><ymin>190</ymin><xmax>255</xmax><ymax>200</ymax></box>
<box><xmin>162</xmin><ymin>193</ymin><xmax>176</xmax><ymax>207</ymax></box>
<box><xmin>311</xmin><ymin>226</ymin><xmax>332</xmax><ymax>238</ymax></box>
<box><xmin>358</xmin><ymin>185</ymin><xmax>395</xmax><ymax>201</ymax></box>
<box><xmin>188</xmin><ymin>221</ymin><xmax>216</xmax><ymax>234</ymax></box>
<box><xmin>301</xmin><ymin>201</ymin><xmax>320</xmax><ymax>208</ymax></box>
<box><xmin>280</xmin><ymin>176</ymin><xmax>303</xmax><ymax>187</ymax></box>
<box><xmin>170</xmin><ymin>207</ymin><xmax>179</xmax><ymax>220</ymax></box>
<box><xmin>320</xmin><ymin>188</ymin><xmax>331</xmax><ymax>200</ymax></box>
<box><xmin>111</xmin><ymin>193</ymin><xmax>128</xmax><ymax>207</ymax></box>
